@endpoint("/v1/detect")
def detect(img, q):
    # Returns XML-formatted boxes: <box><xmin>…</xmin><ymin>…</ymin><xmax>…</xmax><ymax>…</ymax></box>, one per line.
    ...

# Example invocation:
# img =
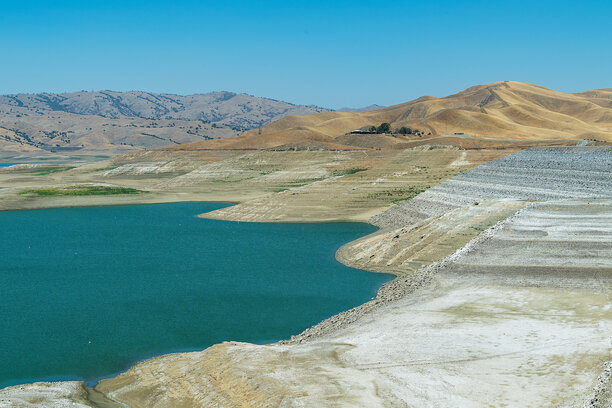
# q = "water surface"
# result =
<box><xmin>0</xmin><ymin>202</ymin><xmax>390</xmax><ymax>387</ymax></box>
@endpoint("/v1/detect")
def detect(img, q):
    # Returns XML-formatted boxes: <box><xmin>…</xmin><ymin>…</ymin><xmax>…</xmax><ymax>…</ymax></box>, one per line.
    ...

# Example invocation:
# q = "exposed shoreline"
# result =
<box><xmin>0</xmin><ymin>197</ymin><xmax>240</xmax><ymax>213</ymax></box>
<box><xmin>1</xmin><ymin>146</ymin><xmax>610</xmax><ymax>407</ymax></box>
<box><xmin>286</xmin><ymin>201</ymin><xmax>531</xmax><ymax>344</ymax></box>
<box><xmin>0</xmin><ymin>202</ymin><xmax>388</xmax><ymax>393</ymax></box>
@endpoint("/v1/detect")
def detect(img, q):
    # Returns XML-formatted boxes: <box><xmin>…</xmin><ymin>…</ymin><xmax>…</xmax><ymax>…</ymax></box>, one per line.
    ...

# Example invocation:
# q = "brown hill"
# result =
<box><xmin>170</xmin><ymin>81</ymin><xmax>612</xmax><ymax>151</ymax></box>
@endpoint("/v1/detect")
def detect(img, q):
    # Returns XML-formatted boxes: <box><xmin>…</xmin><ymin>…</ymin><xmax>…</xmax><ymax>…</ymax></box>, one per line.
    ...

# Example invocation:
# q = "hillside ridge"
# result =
<box><xmin>172</xmin><ymin>81</ymin><xmax>612</xmax><ymax>151</ymax></box>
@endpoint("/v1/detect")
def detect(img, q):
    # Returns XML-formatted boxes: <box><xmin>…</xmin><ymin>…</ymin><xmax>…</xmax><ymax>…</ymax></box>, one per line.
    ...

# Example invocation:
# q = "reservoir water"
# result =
<box><xmin>0</xmin><ymin>202</ymin><xmax>391</xmax><ymax>388</ymax></box>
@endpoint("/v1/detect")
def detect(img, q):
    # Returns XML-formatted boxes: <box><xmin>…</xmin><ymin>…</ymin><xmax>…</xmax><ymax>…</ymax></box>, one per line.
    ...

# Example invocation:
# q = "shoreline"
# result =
<box><xmin>0</xmin><ymin>197</ymin><xmax>518</xmax><ymax>390</ymax></box>
<box><xmin>0</xmin><ymin>198</ymin><xmax>240</xmax><ymax>213</ymax></box>
<box><xmin>284</xmin><ymin>203</ymin><xmax>525</xmax><ymax>344</ymax></box>
<box><xmin>0</xmin><ymin>194</ymin><xmax>381</xmax><ymax>223</ymax></box>
<box><xmin>0</xmin><ymin>201</ymin><xmax>389</xmax><ymax>393</ymax></box>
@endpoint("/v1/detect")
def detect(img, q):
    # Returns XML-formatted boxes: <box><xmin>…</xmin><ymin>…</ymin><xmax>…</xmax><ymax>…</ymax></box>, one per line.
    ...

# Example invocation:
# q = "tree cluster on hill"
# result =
<box><xmin>367</xmin><ymin>123</ymin><xmax>391</xmax><ymax>134</ymax></box>
<box><xmin>363</xmin><ymin>123</ymin><xmax>424</xmax><ymax>136</ymax></box>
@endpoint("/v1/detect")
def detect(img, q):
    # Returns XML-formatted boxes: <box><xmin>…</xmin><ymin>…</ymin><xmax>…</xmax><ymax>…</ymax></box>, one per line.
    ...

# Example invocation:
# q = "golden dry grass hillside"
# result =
<box><xmin>169</xmin><ymin>81</ymin><xmax>612</xmax><ymax>150</ymax></box>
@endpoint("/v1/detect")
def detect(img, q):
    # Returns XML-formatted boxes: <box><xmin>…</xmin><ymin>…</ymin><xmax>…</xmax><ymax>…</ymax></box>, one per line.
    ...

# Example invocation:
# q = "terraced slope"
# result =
<box><xmin>447</xmin><ymin>200</ymin><xmax>612</xmax><ymax>282</ymax></box>
<box><xmin>341</xmin><ymin>146</ymin><xmax>612</xmax><ymax>283</ymax></box>
<box><xmin>371</xmin><ymin>147</ymin><xmax>612</xmax><ymax>228</ymax></box>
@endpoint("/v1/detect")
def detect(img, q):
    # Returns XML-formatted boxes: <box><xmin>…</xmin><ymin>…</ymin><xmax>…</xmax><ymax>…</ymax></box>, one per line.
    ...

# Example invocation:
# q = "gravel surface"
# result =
<box><xmin>583</xmin><ymin>361</ymin><xmax>612</xmax><ymax>408</ymax></box>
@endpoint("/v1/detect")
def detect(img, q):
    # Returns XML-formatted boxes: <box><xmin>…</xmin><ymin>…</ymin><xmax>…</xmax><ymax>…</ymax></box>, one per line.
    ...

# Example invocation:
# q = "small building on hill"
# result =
<box><xmin>348</xmin><ymin>129</ymin><xmax>378</xmax><ymax>134</ymax></box>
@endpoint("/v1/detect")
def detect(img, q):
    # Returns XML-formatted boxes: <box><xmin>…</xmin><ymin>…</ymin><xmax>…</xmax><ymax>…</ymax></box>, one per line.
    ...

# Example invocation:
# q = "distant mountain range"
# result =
<box><xmin>337</xmin><ymin>104</ymin><xmax>385</xmax><ymax>113</ymax></box>
<box><xmin>171</xmin><ymin>81</ymin><xmax>612</xmax><ymax>151</ymax></box>
<box><xmin>0</xmin><ymin>91</ymin><xmax>329</xmax><ymax>154</ymax></box>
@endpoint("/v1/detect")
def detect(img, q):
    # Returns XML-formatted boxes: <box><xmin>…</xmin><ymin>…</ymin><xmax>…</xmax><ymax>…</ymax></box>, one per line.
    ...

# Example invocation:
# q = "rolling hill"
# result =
<box><xmin>0</xmin><ymin>91</ymin><xmax>329</xmax><ymax>154</ymax></box>
<box><xmin>171</xmin><ymin>81</ymin><xmax>612</xmax><ymax>151</ymax></box>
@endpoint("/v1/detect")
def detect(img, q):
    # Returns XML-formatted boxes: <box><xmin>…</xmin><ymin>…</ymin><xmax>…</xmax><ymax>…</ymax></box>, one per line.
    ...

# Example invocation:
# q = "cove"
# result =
<box><xmin>0</xmin><ymin>202</ymin><xmax>392</xmax><ymax>388</ymax></box>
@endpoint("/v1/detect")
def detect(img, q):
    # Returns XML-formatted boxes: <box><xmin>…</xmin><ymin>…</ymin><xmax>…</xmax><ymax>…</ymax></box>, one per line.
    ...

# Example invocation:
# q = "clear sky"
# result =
<box><xmin>1</xmin><ymin>0</ymin><xmax>610</xmax><ymax>109</ymax></box>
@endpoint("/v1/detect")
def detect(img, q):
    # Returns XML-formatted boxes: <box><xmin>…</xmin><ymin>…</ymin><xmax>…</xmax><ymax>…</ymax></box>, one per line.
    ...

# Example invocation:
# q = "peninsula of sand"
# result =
<box><xmin>0</xmin><ymin>81</ymin><xmax>611</xmax><ymax>407</ymax></box>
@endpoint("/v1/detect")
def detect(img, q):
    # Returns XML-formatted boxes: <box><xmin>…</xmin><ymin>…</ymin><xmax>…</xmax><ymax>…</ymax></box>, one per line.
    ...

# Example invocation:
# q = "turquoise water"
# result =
<box><xmin>0</xmin><ymin>163</ymin><xmax>22</xmax><ymax>167</ymax></box>
<box><xmin>0</xmin><ymin>203</ymin><xmax>390</xmax><ymax>388</ymax></box>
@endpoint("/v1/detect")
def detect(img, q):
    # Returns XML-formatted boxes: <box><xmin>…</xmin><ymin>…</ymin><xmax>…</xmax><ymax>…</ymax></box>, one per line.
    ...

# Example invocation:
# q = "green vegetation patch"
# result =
<box><xmin>30</xmin><ymin>166</ymin><xmax>77</xmax><ymax>176</ymax></box>
<box><xmin>367</xmin><ymin>185</ymin><xmax>430</xmax><ymax>203</ymax></box>
<box><xmin>19</xmin><ymin>185</ymin><xmax>145</xmax><ymax>196</ymax></box>
<box><xmin>82</xmin><ymin>165</ymin><xmax>118</xmax><ymax>174</ymax></box>
<box><xmin>330</xmin><ymin>167</ymin><xmax>368</xmax><ymax>177</ymax></box>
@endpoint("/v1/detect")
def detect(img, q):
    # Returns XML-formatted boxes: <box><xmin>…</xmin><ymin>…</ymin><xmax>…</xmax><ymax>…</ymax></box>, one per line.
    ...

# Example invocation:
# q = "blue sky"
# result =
<box><xmin>1</xmin><ymin>0</ymin><xmax>610</xmax><ymax>108</ymax></box>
